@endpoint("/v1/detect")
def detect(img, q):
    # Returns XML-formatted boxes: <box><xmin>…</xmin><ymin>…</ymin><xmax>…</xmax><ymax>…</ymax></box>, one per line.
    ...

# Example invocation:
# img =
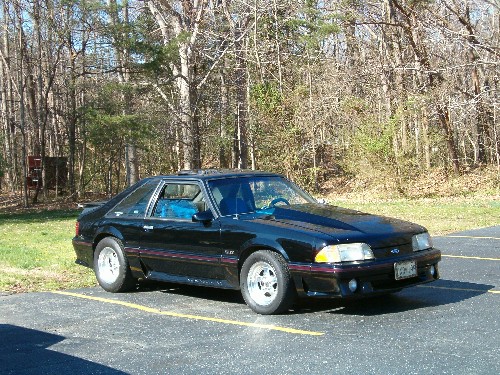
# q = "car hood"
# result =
<box><xmin>257</xmin><ymin>203</ymin><xmax>425</xmax><ymax>248</ymax></box>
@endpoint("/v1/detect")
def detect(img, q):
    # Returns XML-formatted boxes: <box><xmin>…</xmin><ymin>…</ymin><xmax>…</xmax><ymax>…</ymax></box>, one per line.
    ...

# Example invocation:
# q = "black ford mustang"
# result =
<box><xmin>73</xmin><ymin>170</ymin><xmax>441</xmax><ymax>314</ymax></box>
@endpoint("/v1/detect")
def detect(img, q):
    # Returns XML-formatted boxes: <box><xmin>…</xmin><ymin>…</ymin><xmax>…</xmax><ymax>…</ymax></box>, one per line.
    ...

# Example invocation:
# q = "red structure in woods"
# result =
<box><xmin>27</xmin><ymin>156</ymin><xmax>68</xmax><ymax>191</ymax></box>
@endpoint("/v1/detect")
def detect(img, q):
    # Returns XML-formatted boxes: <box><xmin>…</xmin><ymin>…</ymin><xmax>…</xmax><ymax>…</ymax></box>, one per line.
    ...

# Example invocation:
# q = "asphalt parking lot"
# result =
<box><xmin>1</xmin><ymin>226</ymin><xmax>499</xmax><ymax>375</ymax></box>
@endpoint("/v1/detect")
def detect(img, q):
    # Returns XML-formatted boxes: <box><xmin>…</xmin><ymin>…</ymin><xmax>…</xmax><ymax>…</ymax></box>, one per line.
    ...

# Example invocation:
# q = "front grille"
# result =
<box><xmin>373</xmin><ymin>243</ymin><xmax>413</xmax><ymax>258</ymax></box>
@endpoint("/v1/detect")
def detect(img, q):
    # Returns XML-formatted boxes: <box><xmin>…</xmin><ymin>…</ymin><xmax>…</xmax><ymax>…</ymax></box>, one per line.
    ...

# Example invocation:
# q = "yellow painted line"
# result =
<box><xmin>442</xmin><ymin>254</ymin><xmax>500</xmax><ymax>261</ymax></box>
<box><xmin>446</xmin><ymin>235</ymin><xmax>500</xmax><ymax>241</ymax></box>
<box><xmin>52</xmin><ymin>291</ymin><xmax>324</xmax><ymax>336</ymax></box>
<box><xmin>418</xmin><ymin>285</ymin><xmax>500</xmax><ymax>294</ymax></box>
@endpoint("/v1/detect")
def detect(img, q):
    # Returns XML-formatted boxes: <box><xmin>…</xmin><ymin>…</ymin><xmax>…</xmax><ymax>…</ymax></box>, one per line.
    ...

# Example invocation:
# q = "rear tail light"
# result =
<box><xmin>75</xmin><ymin>221</ymin><xmax>80</xmax><ymax>236</ymax></box>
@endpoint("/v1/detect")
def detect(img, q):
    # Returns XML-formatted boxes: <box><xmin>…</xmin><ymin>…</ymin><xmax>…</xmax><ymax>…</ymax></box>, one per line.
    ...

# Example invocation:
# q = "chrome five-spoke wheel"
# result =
<box><xmin>97</xmin><ymin>246</ymin><xmax>120</xmax><ymax>284</ymax></box>
<box><xmin>240</xmin><ymin>250</ymin><xmax>296</xmax><ymax>315</ymax></box>
<box><xmin>93</xmin><ymin>237</ymin><xmax>136</xmax><ymax>293</ymax></box>
<box><xmin>247</xmin><ymin>261</ymin><xmax>279</xmax><ymax>306</ymax></box>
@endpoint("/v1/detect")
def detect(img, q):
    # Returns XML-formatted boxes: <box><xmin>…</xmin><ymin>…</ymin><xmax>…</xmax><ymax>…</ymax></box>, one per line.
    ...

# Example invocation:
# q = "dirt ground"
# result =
<box><xmin>0</xmin><ymin>192</ymin><xmax>103</xmax><ymax>213</ymax></box>
<box><xmin>322</xmin><ymin>166</ymin><xmax>499</xmax><ymax>200</ymax></box>
<box><xmin>1</xmin><ymin>167</ymin><xmax>498</xmax><ymax>213</ymax></box>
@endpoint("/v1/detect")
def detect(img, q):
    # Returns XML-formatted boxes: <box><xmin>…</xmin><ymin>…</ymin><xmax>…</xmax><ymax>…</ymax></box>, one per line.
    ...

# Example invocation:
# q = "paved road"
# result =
<box><xmin>1</xmin><ymin>227</ymin><xmax>499</xmax><ymax>374</ymax></box>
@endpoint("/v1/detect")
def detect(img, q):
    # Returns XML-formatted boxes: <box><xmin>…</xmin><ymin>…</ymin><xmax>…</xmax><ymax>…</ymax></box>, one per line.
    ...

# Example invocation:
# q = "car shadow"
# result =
<box><xmin>0</xmin><ymin>324</ymin><xmax>126</xmax><ymax>374</ymax></box>
<box><xmin>131</xmin><ymin>279</ymin><xmax>492</xmax><ymax>316</ymax></box>
<box><xmin>136</xmin><ymin>281</ymin><xmax>246</xmax><ymax>305</ymax></box>
<box><xmin>293</xmin><ymin>279</ymin><xmax>495</xmax><ymax>316</ymax></box>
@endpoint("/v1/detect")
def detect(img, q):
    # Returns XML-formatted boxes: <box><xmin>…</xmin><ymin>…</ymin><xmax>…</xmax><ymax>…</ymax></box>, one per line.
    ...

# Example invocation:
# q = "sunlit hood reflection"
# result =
<box><xmin>264</xmin><ymin>203</ymin><xmax>424</xmax><ymax>238</ymax></box>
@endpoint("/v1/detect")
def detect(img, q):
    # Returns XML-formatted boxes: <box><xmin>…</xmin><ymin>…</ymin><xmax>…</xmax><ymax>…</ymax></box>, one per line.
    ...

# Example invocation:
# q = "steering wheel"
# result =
<box><xmin>269</xmin><ymin>197</ymin><xmax>290</xmax><ymax>207</ymax></box>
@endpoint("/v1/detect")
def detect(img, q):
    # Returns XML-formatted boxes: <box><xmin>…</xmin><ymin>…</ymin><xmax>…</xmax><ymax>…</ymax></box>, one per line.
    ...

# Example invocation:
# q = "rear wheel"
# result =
<box><xmin>240</xmin><ymin>250</ymin><xmax>296</xmax><ymax>314</ymax></box>
<box><xmin>94</xmin><ymin>237</ymin><xmax>135</xmax><ymax>292</ymax></box>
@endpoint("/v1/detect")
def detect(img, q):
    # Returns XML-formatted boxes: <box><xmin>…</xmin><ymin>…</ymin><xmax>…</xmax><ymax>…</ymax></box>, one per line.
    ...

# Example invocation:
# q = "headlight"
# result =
<box><xmin>412</xmin><ymin>232</ymin><xmax>432</xmax><ymax>251</ymax></box>
<box><xmin>315</xmin><ymin>243</ymin><xmax>374</xmax><ymax>263</ymax></box>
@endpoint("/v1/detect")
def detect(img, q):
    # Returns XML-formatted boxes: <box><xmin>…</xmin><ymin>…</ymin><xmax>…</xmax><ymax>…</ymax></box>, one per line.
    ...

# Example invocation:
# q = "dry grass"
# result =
<box><xmin>322</xmin><ymin>166</ymin><xmax>499</xmax><ymax>200</ymax></box>
<box><xmin>321</xmin><ymin>167</ymin><xmax>499</xmax><ymax>235</ymax></box>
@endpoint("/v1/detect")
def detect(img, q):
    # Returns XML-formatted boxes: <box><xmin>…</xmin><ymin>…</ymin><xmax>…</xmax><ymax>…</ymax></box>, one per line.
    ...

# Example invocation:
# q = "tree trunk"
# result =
<box><xmin>465</xmin><ymin>7</ymin><xmax>488</xmax><ymax>164</ymax></box>
<box><xmin>437</xmin><ymin>105</ymin><xmax>460</xmax><ymax>173</ymax></box>
<box><xmin>146</xmin><ymin>0</ymin><xmax>206</xmax><ymax>171</ymax></box>
<box><xmin>219</xmin><ymin>63</ymin><xmax>229</xmax><ymax>168</ymax></box>
<box><xmin>231</xmin><ymin>20</ymin><xmax>249</xmax><ymax>169</ymax></box>
<box><xmin>16</xmin><ymin>6</ymin><xmax>28</xmax><ymax>207</ymax></box>
<box><xmin>66</xmin><ymin>5</ymin><xmax>77</xmax><ymax>198</ymax></box>
<box><xmin>109</xmin><ymin>0</ymin><xmax>139</xmax><ymax>185</ymax></box>
<box><xmin>179</xmin><ymin>43</ymin><xmax>194</xmax><ymax>170</ymax></box>
<box><xmin>0</xmin><ymin>3</ymin><xmax>16</xmax><ymax>191</ymax></box>
<box><xmin>392</xmin><ymin>0</ymin><xmax>460</xmax><ymax>173</ymax></box>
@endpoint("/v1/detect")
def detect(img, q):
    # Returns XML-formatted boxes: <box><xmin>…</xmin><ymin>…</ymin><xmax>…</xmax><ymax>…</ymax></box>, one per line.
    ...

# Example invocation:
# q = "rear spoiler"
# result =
<box><xmin>77</xmin><ymin>201</ymin><xmax>106</xmax><ymax>209</ymax></box>
<box><xmin>77</xmin><ymin>201</ymin><xmax>107</xmax><ymax>216</ymax></box>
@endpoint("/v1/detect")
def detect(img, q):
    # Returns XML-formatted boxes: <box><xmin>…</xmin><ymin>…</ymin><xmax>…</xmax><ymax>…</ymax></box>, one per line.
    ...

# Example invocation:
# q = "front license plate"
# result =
<box><xmin>394</xmin><ymin>260</ymin><xmax>417</xmax><ymax>280</ymax></box>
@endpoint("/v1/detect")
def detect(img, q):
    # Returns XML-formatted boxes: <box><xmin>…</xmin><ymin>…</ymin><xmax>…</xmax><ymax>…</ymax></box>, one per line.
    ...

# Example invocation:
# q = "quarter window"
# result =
<box><xmin>108</xmin><ymin>180</ymin><xmax>158</xmax><ymax>218</ymax></box>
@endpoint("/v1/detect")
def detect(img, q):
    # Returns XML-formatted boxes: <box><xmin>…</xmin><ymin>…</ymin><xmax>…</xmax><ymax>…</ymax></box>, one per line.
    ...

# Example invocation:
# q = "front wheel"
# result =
<box><xmin>94</xmin><ymin>237</ymin><xmax>136</xmax><ymax>293</ymax></box>
<box><xmin>240</xmin><ymin>250</ymin><xmax>296</xmax><ymax>314</ymax></box>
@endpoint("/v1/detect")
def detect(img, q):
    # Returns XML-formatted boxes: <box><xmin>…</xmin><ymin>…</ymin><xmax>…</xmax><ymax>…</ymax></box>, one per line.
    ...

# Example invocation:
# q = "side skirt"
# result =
<box><xmin>146</xmin><ymin>270</ymin><xmax>237</xmax><ymax>290</ymax></box>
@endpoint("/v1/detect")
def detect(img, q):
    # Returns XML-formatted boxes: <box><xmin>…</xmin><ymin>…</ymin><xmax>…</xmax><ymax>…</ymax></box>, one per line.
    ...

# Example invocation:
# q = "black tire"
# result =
<box><xmin>93</xmin><ymin>237</ymin><xmax>136</xmax><ymax>293</ymax></box>
<box><xmin>240</xmin><ymin>250</ymin><xmax>296</xmax><ymax>315</ymax></box>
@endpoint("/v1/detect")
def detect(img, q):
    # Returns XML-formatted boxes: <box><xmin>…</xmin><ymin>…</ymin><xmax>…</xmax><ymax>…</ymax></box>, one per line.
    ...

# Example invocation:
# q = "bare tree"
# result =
<box><xmin>146</xmin><ymin>0</ymin><xmax>207</xmax><ymax>170</ymax></box>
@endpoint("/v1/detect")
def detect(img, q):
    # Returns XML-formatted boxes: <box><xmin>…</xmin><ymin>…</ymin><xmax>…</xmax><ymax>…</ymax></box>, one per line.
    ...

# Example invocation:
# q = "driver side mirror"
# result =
<box><xmin>192</xmin><ymin>210</ymin><xmax>214</xmax><ymax>224</ymax></box>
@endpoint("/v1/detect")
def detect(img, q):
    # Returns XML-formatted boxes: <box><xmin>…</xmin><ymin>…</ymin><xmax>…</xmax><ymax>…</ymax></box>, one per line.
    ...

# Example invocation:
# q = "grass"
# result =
<box><xmin>0</xmin><ymin>197</ymin><xmax>498</xmax><ymax>293</ymax></box>
<box><xmin>0</xmin><ymin>209</ymin><xmax>95</xmax><ymax>293</ymax></box>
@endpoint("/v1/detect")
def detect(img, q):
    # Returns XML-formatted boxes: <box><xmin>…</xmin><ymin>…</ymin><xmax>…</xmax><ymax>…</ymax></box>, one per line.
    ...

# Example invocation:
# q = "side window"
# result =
<box><xmin>208</xmin><ymin>180</ymin><xmax>256</xmax><ymax>215</ymax></box>
<box><xmin>108</xmin><ymin>180</ymin><xmax>158</xmax><ymax>218</ymax></box>
<box><xmin>152</xmin><ymin>183</ymin><xmax>205</xmax><ymax>220</ymax></box>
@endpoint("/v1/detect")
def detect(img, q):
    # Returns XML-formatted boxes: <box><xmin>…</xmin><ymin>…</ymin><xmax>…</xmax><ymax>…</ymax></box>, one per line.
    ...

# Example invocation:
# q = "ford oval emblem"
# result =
<box><xmin>391</xmin><ymin>248</ymin><xmax>400</xmax><ymax>254</ymax></box>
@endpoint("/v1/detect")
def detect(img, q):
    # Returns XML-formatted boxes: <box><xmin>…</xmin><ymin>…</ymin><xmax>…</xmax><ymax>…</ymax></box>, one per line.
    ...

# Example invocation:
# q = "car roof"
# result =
<box><xmin>153</xmin><ymin>169</ymin><xmax>281</xmax><ymax>181</ymax></box>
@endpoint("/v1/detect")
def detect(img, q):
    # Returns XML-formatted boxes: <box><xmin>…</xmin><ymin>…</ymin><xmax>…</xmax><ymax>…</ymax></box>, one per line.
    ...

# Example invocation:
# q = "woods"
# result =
<box><xmin>0</xmin><ymin>0</ymin><xmax>498</xmax><ymax>205</ymax></box>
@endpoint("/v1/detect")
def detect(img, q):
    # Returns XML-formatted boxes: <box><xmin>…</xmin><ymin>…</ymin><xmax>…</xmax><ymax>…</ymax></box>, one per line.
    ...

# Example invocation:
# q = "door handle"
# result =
<box><xmin>143</xmin><ymin>225</ymin><xmax>154</xmax><ymax>230</ymax></box>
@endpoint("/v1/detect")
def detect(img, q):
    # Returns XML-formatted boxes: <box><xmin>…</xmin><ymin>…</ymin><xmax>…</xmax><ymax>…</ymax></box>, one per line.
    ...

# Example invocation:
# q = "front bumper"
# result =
<box><xmin>297</xmin><ymin>248</ymin><xmax>441</xmax><ymax>298</ymax></box>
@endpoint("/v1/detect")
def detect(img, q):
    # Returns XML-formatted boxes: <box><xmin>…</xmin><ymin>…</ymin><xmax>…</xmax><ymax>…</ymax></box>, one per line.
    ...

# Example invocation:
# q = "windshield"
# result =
<box><xmin>208</xmin><ymin>176</ymin><xmax>315</xmax><ymax>216</ymax></box>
